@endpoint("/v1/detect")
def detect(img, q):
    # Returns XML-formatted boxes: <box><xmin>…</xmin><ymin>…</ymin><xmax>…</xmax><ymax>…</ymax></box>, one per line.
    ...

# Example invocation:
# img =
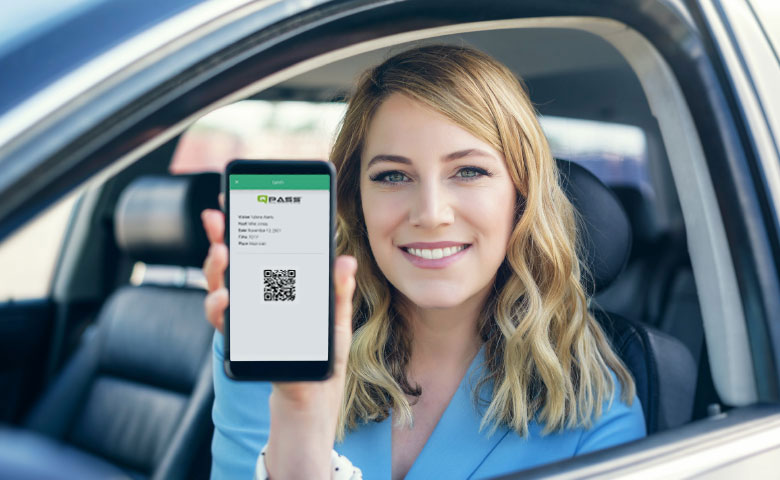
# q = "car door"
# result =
<box><xmin>0</xmin><ymin>193</ymin><xmax>80</xmax><ymax>425</ymax></box>
<box><xmin>515</xmin><ymin>0</ymin><xmax>780</xmax><ymax>476</ymax></box>
<box><xmin>0</xmin><ymin>295</ymin><xmax>53</xmax><ymax>423</ymax></box>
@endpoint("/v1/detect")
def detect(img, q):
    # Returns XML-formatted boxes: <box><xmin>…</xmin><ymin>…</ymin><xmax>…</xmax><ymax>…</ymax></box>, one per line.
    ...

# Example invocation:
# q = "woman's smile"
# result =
<box><xmin>398</xmin><ymin>242</ymin><xmax>472</xmax><ymax>269</ymax></box>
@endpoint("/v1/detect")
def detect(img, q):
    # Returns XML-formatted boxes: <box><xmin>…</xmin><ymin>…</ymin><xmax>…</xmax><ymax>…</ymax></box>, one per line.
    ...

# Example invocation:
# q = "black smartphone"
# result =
<box><xmin>223</xmin><ymin>159</ymin><xmax>336</xmax><ymax>381</ymax></box>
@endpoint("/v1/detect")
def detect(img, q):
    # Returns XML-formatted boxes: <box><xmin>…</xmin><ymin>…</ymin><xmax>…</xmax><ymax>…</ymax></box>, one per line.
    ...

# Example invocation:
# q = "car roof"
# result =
<box><xmin>0</xmin><ymin>0</ymin><xmax>205</xmax><ymax>116</ymax></box>
<box><xmin>262</xmin><ymin>28</ymin><xmax>653</xmax><ymax>129</ymax></box>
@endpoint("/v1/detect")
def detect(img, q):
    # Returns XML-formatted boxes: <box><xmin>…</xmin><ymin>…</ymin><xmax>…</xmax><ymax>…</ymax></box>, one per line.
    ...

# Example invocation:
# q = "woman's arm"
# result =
<box><xmin>212</xmin><ymin>332</ymin><xmax>365</xmax><ymax>480</ymax></box>
<box><xmin>211</xmin><ymin>329</ymin><xmax>273</xmax><ymax>478</ymax></box>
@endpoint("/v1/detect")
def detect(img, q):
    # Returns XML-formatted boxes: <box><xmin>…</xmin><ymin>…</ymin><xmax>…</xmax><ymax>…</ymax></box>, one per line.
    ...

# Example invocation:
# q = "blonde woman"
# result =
<box><xmin>201</xmin><ymin>45</ymin><xmax>645</xmax><ymax>480</ymax></box>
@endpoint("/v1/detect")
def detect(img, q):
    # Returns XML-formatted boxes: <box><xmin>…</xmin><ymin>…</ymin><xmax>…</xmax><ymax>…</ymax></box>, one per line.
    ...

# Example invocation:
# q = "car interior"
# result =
<box><xmin>0</xmin><ymin>19</ymin><xmax>750</xmax><ymax>479</ymax></box>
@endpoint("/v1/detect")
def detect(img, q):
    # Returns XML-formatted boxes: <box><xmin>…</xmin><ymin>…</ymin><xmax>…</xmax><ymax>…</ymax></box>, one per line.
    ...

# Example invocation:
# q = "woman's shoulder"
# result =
<box><xmin>573</xmin><ymin>368</ymin><xmax>646</xmax><ymax>454</ymax></box>
<box><xmin>454</xmin><ymin>367</ymin><xmax>646</xmax><ymax>477</ymax></box>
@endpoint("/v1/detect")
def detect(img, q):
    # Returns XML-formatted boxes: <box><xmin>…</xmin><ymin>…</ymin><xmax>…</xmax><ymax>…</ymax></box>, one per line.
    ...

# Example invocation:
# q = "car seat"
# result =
<box><xmin>0</xmin><ymin>173</ymin><xmax>219</xmax><ymax>479</ymax></box>
<box><xmin>557</xmin><ymin>159</ymin><xmax>698</xmax><ymax>434</ymax></box>
<box><xmin>594</xmin><ymin>183</ymin><xmax>716</xmax><ymax>419</ymax></box>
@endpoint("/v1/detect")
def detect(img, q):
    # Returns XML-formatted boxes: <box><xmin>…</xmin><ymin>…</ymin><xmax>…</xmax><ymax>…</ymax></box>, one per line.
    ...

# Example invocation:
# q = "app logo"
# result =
<box><xmin>257</xmin><ymin>193</ymin><xmax>301</xmax><ymax>204</ymax></box>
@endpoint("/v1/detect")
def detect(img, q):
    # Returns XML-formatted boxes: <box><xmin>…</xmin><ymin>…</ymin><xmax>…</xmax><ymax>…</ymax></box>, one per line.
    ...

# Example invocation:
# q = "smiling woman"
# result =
<box><xmin>203</xmin><ymin>44</ymin><xmax>645</xmax><ymax>480</ymax></box>
<box><xmin>333</xmin><ymin>44</ymin><xmax>643</xmax><ymax>475</ymax></box>
<box><xmin>360</xmin><ymin>94</ymin><xmax>515</xmax><ymax>301</ymax></box>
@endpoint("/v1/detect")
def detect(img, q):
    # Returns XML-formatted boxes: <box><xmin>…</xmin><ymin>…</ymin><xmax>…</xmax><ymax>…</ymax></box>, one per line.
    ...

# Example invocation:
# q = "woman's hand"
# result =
<box><xmin>201</xmin><ymin>206</ymin><xmax>357</xmax><ymax>480</ymax></box>
<box><xmin>201</xmin><ymin>207</ymin><xmax>229</xmax><ymax>333</ymax></box>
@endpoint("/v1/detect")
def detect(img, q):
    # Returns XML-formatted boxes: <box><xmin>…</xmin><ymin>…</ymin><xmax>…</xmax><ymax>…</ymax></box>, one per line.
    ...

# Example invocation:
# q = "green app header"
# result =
<box><xmin>229</xmin><ymin>174</ymin><xmax>329</xmax><ymax>190</ymax></box>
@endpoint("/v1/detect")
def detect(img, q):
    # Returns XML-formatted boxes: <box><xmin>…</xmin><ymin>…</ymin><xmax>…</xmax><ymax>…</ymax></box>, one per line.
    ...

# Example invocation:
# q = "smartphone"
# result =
<box><xmin>223</xmin><ymin>159</ymin><xmax>336</xmax><ymax>381</ymax></box>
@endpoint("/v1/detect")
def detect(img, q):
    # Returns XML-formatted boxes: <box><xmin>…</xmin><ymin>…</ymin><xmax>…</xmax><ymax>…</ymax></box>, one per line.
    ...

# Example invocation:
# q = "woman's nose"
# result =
<box><xmin>408</xmin><ymin>179</ymin><xmax>454</xmax><ymax>228</ymax></box>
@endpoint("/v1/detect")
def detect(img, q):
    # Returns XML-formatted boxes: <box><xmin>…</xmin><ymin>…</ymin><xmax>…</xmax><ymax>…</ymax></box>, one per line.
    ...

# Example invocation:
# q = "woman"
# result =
<box><xmin>201</xmin><ymin>44</ymin><xmax>645</xmax><ymax>480</ymax></box>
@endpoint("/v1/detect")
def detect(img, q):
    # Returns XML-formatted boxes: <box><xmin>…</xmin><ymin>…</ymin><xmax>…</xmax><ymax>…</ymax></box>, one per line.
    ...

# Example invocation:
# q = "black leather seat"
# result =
<box><xmin>593</xmin><ymin>182</ymin><xmax>714</xmax><ymax>419</ymax></box>
<box><xmin>557</xmin><ymin>159</ymin><xmax>698</xmax><ymax>434</ymax></box>
<box><xmin>594</xmin><ymin>185</ymin><xmax>700</xmax><ymax>338</ymax></box>
<box><xmin>0</xmin><ymin>173</ymin><xmax>219</xmax><ymax>479</ymax></box>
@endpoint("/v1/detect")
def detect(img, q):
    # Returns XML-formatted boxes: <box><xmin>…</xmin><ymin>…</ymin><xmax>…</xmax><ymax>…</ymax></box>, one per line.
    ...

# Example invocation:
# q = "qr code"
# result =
<box><xmin>263</xmin><ymin>269</ymin><xmax>296</xmax><ymax>301</ymax></box>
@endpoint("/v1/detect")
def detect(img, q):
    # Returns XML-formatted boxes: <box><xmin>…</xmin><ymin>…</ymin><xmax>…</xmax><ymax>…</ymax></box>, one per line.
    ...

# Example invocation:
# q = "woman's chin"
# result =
<box><xmin>395</xmin><ymin>287</ymin><xmax>470</xmax><ymax>310</ymax></box>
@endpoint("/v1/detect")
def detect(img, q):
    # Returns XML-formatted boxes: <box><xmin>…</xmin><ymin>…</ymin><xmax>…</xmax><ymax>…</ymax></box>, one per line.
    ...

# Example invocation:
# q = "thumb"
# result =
<box><xmin>333</xmin><ymin>255</ymin><xmax>357</xmax><ymax>371</ymax></box>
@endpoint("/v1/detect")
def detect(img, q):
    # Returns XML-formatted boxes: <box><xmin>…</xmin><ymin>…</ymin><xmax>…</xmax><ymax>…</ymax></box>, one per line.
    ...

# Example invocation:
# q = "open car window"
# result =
<box><xmin>0</xmin><ymin>190</ymin><xmax>80</xmax><ymax>301</ymax></box>
<box><xmin>172</xmin><ymin>99</ymin><xmax>650</xmax><ymax>191</ymax></box>
<box><xmin>1</xmin><ymin>1</ymin><xmax>779</xmax><ymax>478</ymax></box>
<box><xmin>170</xmin><ymin>100</ymin><xmax>347</xmax><ymax>174</ymax></box>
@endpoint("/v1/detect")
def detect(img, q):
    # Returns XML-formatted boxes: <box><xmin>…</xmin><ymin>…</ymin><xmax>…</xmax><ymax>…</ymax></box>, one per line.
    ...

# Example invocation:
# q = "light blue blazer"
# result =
<box><xmin>211</xmin><ymin>331</ymin><xmax>646</xmax><ymax>479</ymax></box>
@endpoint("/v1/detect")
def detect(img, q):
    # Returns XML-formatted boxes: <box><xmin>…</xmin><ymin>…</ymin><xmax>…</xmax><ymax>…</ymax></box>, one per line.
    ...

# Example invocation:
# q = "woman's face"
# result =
<box><xmin>360</xmin><ymin>93</ymin><xmax>517</xmax><ymax>309</ymax></box>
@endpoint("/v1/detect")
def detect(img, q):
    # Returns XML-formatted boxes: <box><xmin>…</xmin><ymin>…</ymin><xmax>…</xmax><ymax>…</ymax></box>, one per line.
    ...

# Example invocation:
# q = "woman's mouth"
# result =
<box><xmin>398</xmin><ymin>242</ymin><xmax>472</xmax><ymax>269</ymax></box>
<box><xmin>402</xmin><ymin>244</ymin><xmax>468</xmax><ymax>259</ymax></box>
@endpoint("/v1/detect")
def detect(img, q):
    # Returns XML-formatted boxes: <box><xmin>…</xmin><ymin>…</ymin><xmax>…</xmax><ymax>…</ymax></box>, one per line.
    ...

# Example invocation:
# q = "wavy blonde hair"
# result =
<box><xmin>332</xmin><ymin>44</ymin><xmax>634</xmax><ymax>441</ymax></box>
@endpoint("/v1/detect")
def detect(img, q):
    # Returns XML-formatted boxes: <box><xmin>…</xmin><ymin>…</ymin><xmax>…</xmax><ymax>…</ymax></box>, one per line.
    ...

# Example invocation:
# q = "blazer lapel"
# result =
<box><xmin>336</xmin><ymin>412</ymin><xmax>392</xmax><ymax>479</ymax></box>
<box><xmin>336</xmin><ymin>344</ymin><xmax>511</xmax><ymax>480</ymax></box>
<box><xmin>405</xmin><ymin>344</ymin><xmax>511</xmax><ymax>480</ymax></box>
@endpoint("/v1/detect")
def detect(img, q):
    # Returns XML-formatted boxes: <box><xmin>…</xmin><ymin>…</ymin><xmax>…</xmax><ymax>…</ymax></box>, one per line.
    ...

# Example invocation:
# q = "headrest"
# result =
<box><xmin>114</xmin><ymin>173</ymin><xmax>220</xmax><ymax>267</ymax></box>
<box><xmin>556</xmin><ymin>159</ymin><xmax>632</xmax><ymax>294</ymax></box>
<box><xmin>609</xmin><ymin>184</ymin><xmax>663</xmax><ymax>247</ymax></box>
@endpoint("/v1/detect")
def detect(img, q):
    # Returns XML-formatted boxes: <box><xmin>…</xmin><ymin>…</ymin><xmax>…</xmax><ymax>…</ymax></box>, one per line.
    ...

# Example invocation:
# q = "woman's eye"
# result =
<box><xmin>455</xmin><ymin>167</ymin><xmax>489</xmax><ymax>179</ymax></box>
<box><xmin>370</xmin><ymin>171</ymin><xmax>410</xmax><ymax>183</ymax></box>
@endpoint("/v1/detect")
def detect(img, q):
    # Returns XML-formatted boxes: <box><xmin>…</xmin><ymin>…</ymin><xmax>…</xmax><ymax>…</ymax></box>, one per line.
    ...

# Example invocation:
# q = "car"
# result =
<box><xmin>0</xmin><ymin>0</ymin><xmax>779</xmax><ymax>478</ymax></box>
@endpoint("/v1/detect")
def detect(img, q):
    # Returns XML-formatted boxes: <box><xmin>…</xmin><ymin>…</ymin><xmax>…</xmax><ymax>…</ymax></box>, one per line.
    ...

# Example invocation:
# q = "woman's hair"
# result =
<box><xmin>331</xmin><ymin>44</ymin><xmax>635</xmax><ymax>441</ymax></box>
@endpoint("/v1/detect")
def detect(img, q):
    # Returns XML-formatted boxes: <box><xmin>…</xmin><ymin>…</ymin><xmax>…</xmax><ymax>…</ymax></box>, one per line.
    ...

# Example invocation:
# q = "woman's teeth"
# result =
<box><xmin>404</xmin><ymin>245</ymin><xmax>467</xmax><ymax>259</ymax></box>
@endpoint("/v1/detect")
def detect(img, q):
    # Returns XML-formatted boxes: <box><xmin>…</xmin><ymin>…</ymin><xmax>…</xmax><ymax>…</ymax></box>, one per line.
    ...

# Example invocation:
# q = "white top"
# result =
<box><xmin>254</xmin><ymin>443</ymin><xmax>364</xmax><ymax>480</ymax></box>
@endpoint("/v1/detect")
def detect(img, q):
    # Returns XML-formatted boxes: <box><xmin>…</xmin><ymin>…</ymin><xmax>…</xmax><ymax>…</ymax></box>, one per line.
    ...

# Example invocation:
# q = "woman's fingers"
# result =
<box><xmin>205</xmin><ymin>288</ymin><xmax>228</xmax><ymax>332</ymax></box>
<box><xmin>333</xmin><ymin>255</ymin><xmax>358</xmax><ymax>371</ymax></box>
<box><xmin>201</xmin><ymin>209</ymin><xmax>225</xmax><ymax>245</ymax></box>
<box><xmin>201</xmin><ymin>208</ymin><xmax>228</xmax><ymax>292</ymax></box>
<box><xmin>204</xmin><ymin>243</ymin><xmax>228</xmax><ymax>292</ymax></box>
<box><xmin>201</xmin><ymin>206</ymin><xmax>228</xmax><ymax>332</ymax></box>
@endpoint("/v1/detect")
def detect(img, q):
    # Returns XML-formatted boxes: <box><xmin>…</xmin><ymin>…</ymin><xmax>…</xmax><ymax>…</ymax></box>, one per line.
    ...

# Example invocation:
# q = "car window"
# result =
<box><xmin>158</xmin><ymin>102</ymin><xmax>649</xmax><ymax>292</ymax></box>
<box><xmin>0</xmin><ymin>189</ymin><xmax>79</xmax><ymax>300</ymax></box>
<box><xmin>170</xmin><ymin>100</ymin><xmax>347</xmax><ymax>174</ymax></box>
<box><xmin>172</xmin><ymin>100</ymin><xmax>649</xmax><ymax>191</ymax></box>
<box><xmin>1</xmin><ymin>1</ymin><xmax>775</xmax><ymax>475</ymax></box>
<box><xmin>541</xmin><ymin>116</ymin><xmax>649</xmax><ymax>192</ymax></box>
<box><xmin>131</xmin><ymin>100</ymin><xmax>349</xmax><ymax>288</ymax></box>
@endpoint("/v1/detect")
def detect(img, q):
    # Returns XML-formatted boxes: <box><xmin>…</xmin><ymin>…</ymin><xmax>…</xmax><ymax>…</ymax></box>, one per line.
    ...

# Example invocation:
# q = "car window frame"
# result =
<box><xmin>2</xmin><ymin>0</ymin><xmax>773</xmax><ymax>403</ymax></box>
<box><xmin>2</xmin><ymin>0</ymin><xmax>780</xmax><ymax>475</ymax></box>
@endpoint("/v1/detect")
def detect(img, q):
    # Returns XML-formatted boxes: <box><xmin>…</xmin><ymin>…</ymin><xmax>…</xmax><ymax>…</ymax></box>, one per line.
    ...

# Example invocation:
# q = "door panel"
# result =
<box><xmin>0</xmin><ymin>299</ymin><xmax>53</xmax><ymax>424</ymax></box>
<box><xmin>510</xmin><ymin>405</ymin><xmax>780</xmax><ymax>478</ymax></box>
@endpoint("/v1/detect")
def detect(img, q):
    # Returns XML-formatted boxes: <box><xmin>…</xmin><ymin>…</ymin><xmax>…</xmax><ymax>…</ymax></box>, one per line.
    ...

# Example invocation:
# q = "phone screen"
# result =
<box><xmin>228</xmin><ymin>173</ymin><xmax>330</xmax><ymax>362</ymax></box>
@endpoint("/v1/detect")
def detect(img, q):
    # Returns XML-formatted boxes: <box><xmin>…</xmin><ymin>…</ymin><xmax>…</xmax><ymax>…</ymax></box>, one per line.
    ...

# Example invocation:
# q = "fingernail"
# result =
<box><xmin>340</xmin><ymin>256</ymin><xmax>357</xmax><ymax>272</ymax></box>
